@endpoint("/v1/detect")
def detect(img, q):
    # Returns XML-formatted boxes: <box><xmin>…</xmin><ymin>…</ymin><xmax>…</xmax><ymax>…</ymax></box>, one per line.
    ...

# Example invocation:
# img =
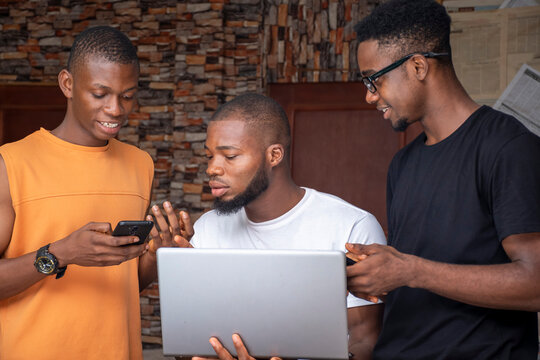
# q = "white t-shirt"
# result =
<box><xmin>191</xmin><ymin>187</ymin><xmax>387</xmax><ymax>307</ymax></box>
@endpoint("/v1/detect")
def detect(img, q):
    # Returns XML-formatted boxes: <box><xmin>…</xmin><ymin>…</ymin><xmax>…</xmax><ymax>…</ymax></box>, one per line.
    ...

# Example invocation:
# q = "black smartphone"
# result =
<box><xmin>113</xmin><ymin>220</ymin><xmax>154</xmax><ymax>246</ymax></box>
<box><xmin>346</xmin><ymin>256</ymin><xmax>357</xmax><ymax>267</ymax></box>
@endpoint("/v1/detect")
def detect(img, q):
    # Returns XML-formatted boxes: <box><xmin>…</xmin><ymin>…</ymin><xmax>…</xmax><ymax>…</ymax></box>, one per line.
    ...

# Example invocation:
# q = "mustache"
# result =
<box><xmin>209</xmin><ymin>176</ymin><xmax>228</xmax><ymax>185</ymax></box>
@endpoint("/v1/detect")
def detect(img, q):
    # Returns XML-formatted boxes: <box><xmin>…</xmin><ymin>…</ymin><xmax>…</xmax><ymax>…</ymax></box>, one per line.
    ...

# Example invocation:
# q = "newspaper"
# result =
<box><xmin>450</xmin><ymin>6</ymin><xmax>540</xmax><ymax>105</ymax></box>
<box><xmin>499</xmin><ymin>0</ymin><xmax>540</xmax><ymax>8</ymax></box>
<box><xmin>444</xmin><ymin>0</ymin><xmax>503</xmax><ymax>10</ymax></box>
<box><xmin>494</xmin><ymin>64</ymin><xmax>540</xmax><ymax>136</ymax></box>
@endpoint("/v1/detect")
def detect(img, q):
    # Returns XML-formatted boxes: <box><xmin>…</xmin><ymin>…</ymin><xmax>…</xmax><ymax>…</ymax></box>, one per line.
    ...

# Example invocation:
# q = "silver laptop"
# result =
<box><xmin>157</xmin><ymin>248</ymin><xmax>349</xmax><ymax>359</ymax></box>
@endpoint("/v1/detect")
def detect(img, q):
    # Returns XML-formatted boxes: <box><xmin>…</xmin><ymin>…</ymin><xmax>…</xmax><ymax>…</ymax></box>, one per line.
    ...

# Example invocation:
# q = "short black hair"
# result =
<box><xmin>67</xmin><ymin>26</ymin><xmax>139</xmax><ymax>74</ymax></box>
<box><xmin>354</xmin><ymin>0</ymin><xmax>451</xmax><ymax>60</ymax></box>
<box><xmin>210</xmin><ymin>93</ymin><xmax>291</xmax><ymax>158</ymax></box>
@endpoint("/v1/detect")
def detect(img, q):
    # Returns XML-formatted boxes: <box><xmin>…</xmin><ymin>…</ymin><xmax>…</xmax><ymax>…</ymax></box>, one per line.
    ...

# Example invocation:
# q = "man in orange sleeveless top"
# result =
<box><xmin>0</xmin><ymin>26</ymin><xmax>179</xmax><ymax>359</ymax></box>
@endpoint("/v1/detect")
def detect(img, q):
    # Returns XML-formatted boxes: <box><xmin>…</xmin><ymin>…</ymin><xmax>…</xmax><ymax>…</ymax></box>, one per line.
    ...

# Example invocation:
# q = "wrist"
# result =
<box><xmin>148</xmin><ymin>239</ymin><xmax>159</xmax><ymax>255</ymax></box>
<box><xmin>146</xmin><ymin>248</ymin><xmax>157</xmax><ymax>260</ymax></box>
<box><xmin>405</xmin><ymin>254</ymin><xmax>423</xmax><ymax>288</ymax></box>
<box><xmin>48</xmin><ymin>240</ymin><xmax>69</xmax><ymax>268</ymax></box>
<box><xmin>143</xmin><ymin>241</ymin><xmax>158</xmax><ymax>260</ymax></box>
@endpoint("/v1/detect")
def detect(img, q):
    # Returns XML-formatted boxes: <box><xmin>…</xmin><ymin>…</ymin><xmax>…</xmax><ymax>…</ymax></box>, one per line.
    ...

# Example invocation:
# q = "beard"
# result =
<box><xmin>392</xmin><ymin>117</ymin><xmax>410</xmax><ymax>132</ymax></box>
<box><xmin>213</xmin><ymin>163</ymin><xmax>270</xmax><ymax>215</ymax></box>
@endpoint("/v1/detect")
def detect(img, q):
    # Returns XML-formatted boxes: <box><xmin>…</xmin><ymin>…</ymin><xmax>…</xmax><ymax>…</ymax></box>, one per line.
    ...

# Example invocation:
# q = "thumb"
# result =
<box><xmin>85</xmin><ymin>221</ymin><xmax>112</xmax><ymax>234</ymax></box>
<box><xmin>345</xmin><ymin>242</ymin><xmax>374</xmax><ymax>255</ymax></box>
<box><xmin>174</xmin><ymin>235</ymin><xmax>193</xmax><ymax>248</ymax></box>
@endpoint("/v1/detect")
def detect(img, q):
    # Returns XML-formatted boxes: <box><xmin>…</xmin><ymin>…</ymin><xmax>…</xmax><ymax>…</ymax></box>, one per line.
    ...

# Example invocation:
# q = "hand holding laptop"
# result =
<box><xmin>191</xmin><ymin>334</ymin><xmax>282</xmax><ymax>360</ymax></box>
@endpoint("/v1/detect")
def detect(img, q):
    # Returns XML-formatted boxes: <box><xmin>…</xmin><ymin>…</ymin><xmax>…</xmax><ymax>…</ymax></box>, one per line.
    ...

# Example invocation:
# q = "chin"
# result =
<box><xmin>391</xmin><ymin>118</ymin><xmax>410</xmax><ymax>132</ymax></box>
<box><xmin>94</xmin><ymin>124</ymin><xmax>122</xmax><ymax>139</ymax></box>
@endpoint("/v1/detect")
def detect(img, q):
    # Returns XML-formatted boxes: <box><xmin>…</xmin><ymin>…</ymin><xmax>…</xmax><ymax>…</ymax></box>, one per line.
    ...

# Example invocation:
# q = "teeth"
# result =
<box><xmin>100</xmin><ymin>122</ymin><xmax>119</xmax><ymax>128</ymax></box>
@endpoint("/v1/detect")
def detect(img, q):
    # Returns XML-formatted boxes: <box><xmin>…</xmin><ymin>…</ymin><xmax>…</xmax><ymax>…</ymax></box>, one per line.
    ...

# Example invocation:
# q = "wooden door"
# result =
<box><xmin>269</xmin><ymin>82</ymin><xmax>422</xmax><ymax>231</ymax></box>
<box><xmin>0</xmin><ymin>84</ymin><xmax>66</xmax><ymax>145</ymax></box>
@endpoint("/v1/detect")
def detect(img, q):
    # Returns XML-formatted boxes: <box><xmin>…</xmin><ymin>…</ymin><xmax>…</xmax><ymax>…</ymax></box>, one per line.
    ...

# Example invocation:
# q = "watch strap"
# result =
<box><xmin>55</xmin><ymin>264</ymin><xmax>67</xmax><ymax>279</ymax></box>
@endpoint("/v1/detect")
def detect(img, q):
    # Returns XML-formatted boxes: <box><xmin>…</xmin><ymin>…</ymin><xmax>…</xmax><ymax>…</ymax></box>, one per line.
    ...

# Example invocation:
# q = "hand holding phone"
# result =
<box><xmin>345</xmin><ymin>252</ymin><xmax>367</xmax><ymax>266</ymax></box>
<box><xmin>113</xmin><ymin>220</ymin><xmax>154</xmax><ymax>246</ymax></box>
<box><xmin>346</xmin><ymin>256</ymin><xmax>358</xmax><ymax>267</ymax></box>
<box><xmin>345</xmin><ymin>251</ymin><xmax>379</xmax><ymax>303</ymax></box>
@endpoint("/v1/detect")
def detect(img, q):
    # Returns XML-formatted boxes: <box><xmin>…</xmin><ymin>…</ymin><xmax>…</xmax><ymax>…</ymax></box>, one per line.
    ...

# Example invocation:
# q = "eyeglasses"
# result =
<box><xmin>361</xmin><ymin>52</ymin><xmax>449</xmax><ymax>93</ymax></box>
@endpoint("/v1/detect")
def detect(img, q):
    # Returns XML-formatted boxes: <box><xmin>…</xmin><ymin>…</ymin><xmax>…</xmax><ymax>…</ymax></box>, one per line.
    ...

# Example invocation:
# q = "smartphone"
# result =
<box><xmin>113</xmin><ymin>220</ymin><xmax>154</xmax><ymax>246</ymax></box>
<box><xmin>346</xmin><ymin>256</ymin><xmax>357</xmax><ymax>267</ymax></box>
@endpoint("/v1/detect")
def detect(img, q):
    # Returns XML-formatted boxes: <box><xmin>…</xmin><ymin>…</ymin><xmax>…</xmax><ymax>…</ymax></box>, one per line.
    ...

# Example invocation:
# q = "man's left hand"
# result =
<box><xmin>345</xmin><ymin>243</ymin><xmax>414</xmax><ymax>300</ymax></box>
<box><xmin>192</xmin><ymin>334</ymin><xmax>282</xmax><ymax>360</ymax></box>
<box><xmin>147</xmin><ymin>201</ymin><xmax>194</xmax><ymax>252</ymax></box>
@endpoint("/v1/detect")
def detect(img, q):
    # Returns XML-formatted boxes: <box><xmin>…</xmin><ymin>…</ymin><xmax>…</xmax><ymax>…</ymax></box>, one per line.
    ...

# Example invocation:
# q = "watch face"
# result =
<box><xmin>36</xmin><ymin>256</ymin><xmax>56</xmax><ymax>275</ymax></box>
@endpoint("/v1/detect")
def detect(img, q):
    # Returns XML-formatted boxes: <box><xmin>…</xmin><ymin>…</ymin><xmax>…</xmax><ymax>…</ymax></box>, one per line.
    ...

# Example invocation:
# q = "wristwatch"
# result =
<box><xmin>34</xmin><ymin>244</ymin><xmax>67</xmax><ymax>279</ymax></box>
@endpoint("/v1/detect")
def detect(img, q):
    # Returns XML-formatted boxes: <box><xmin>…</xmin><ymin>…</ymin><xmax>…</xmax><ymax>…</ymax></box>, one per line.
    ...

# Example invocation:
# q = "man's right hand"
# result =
<box><xmin>50</xmin><ymin>221</ymin><xmax>147</xmax><ymax>267</ymax></box>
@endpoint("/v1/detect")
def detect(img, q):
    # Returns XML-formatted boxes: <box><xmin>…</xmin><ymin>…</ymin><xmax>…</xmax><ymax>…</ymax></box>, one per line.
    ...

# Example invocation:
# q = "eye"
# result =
<box><xmin>92</xmin><ymin>93</ymin><xmax>105</xmax><ymax>99</ymax></box>
<box><xmin>123</xmin><ymin>94</ymin><xmax>135</xmax><ymax>100</ymax></box>
<box><xmin>225</xmin><ymin>155</ymin><xmax>238</xmax><ymax>160</ymax></box>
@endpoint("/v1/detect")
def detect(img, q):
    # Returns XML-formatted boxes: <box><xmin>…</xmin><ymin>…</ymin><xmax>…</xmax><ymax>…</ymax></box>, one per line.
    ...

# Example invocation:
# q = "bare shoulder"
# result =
<box><xmin>0</xmin><ymin>154</ymin><xmax>15</xmax><ymax>255</ymax></box>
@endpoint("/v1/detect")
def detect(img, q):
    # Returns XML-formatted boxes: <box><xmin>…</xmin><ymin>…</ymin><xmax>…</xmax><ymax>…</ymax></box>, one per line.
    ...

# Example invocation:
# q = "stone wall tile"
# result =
<box><xmin>186</xmin><ymin>4</ymin><xmax>212</xmax><ymax>13</ymax></box>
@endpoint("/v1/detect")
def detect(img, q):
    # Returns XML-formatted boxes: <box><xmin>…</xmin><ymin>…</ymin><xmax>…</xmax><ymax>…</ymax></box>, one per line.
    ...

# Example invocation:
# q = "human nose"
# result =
<box><xmin>104</xmin><ymin>96</ymin><xmax>123</xmax><ymax>117</ymax></box>
<box><xmin>365</xmin><ymin>89</ymin><xmax>379</xmax><ymax>105</ymax></box>
<box><xmin>206</xmin><ymin>157</ymin><xmax>224</xmax><ymax>177</ymax></box>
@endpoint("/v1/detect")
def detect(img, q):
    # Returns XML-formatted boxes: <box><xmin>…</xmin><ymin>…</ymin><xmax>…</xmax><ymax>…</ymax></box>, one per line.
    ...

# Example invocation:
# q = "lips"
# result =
<box><xmin>209</xmin><ymin>180</ymin><xmax>230</xmax><ymax>198</ymax></box>
<box><xmin>377</xmin><ymin>105</ymin><xmax>391</xmax><ymax>120</ymax></box>
<box><xmin>97</xmin><ymin>120</ymin><xmax>122</xmax><ymax>135</ymax></box>
<box><xmin>99</xmin><ymin>121</ymin><xmax>120</xmax><ymax>128</ymax></box>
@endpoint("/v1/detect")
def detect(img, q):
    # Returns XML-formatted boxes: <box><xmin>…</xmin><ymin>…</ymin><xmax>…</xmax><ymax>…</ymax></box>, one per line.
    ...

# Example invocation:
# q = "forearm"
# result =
<box><xmin>347</xmin><ymin>304</ymin><xmax>383</xmax><ymax>360</ymax></box>
<box><xmin>138</xmin><ymin>251</ymin><xmax>157</xmax><ymax>291</ymax></box>
<box><xmin>349</xmin><ymin>337</ymin><xmax>377</xmax><ymax>360</ymax></box>
<box><xmin>0</xmin><ymin>252</ymin><xmax>47</xmax><ymax>300</ymax></box>
<box><xmin>0</xmin><ymin>240</ymin><xmax>72</xmax><ymax>300</ymax></box>
<box><xmin>409</xmin><ymin>256</ymin><xmax>540</xmax><ymax>311</ymax></box>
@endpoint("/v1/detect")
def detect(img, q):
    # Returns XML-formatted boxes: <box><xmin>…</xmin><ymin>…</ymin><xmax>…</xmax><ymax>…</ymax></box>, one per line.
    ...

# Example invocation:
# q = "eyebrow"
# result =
<box><xmin>204</xmin><ymin>144</ymin><xmax>241</xmax><ymax>151</ymax></box>
<box><xmin>92</xmin><ymin>83</ymin><xmax>138</xmax><ymax>93</ymax></box>
<box><xmin>359</xmin><ymin>69</ymin><xmax>375</xmax><ymax>77</ymax></box>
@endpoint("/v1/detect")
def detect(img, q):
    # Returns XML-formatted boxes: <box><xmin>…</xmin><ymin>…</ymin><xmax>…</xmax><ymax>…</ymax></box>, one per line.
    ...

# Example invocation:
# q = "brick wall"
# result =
<box><xmin>0</xmin><ymin>0</ymin><xmax>382</xmax><ymax>346</ymax></box>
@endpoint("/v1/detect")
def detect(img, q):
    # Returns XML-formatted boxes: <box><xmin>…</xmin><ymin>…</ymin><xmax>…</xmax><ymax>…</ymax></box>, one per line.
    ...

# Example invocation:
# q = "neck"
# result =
<box><xmin>51</xmin><ymin>107</ymin><xmax>109</xmax><ymax>147</ymax></box>
<box><xmin>420</xmin><ymin>70</ymin><xmax>480</xmax><ymax>145</ymax></box>
<box><xmin>244</xmin><ymin>169</ymin><xmax>305</xmax><ymax>223</ymax></box>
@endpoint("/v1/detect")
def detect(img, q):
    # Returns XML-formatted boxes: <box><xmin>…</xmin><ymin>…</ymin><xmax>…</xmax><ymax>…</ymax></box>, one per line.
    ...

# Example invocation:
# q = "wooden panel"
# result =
<box><xmin>292</xmin><ymin>109</ymin><xmax>399</xmax><ymax>229</ymax></box>
<box><xmin>0</xmin><ymin>84</ymin><xmax>66</xmax><ymax>145</ymax></box>
<box><xmin>269</xmin><ymin>82</ymin><xmax>423</xmax><ymax>232</ymax></box>
<box><xmin>0</xmin><ymin>84</ymin><xmax>65</xmax><ymax>107</ymax></box>
<box><xmin>2</xmin><ymin>109</ymin><xmax>65</xmax><ymax>144</ymax></box>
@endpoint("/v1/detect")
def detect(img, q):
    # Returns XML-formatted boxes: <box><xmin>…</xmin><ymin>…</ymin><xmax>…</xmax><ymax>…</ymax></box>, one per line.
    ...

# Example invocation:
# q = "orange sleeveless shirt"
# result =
<box><xmin>0</xmin><ymin>128</ymin><xmax>153</xmax><ymax>359</ymax></box>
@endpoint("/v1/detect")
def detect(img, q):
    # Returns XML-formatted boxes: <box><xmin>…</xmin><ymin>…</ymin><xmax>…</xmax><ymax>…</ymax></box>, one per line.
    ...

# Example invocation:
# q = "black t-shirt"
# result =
<box><xmin>374</xmin><ymin>106</ymin><xmax>540</xmax><ymax>359</ymax></box>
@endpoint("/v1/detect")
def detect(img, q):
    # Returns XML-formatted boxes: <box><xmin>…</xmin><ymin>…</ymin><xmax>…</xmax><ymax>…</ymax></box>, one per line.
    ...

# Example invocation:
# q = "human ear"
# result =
<box><xmin>58</xmin><ymin>69</ymin><xmax>73</xmax><ymax>99</ymax></box>
<box><xmin>266</xmin><ymin>144</ymin><xmax>284</xmax><ymax>168</ymax></box>
<box><xmin>411</xmin><ymin>55</ymin><xmax>429</xmax><ymax>81</ymax></box>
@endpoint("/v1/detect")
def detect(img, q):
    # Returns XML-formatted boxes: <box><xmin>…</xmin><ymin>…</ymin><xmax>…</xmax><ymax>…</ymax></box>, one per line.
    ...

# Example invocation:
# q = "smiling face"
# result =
<box><xmin>58</xmin><ymin>55</ymin><xmax>138</xmax><ymax>146</ymax></box>
<box><xmin>357</xmin><ymin>40</ymin><xmax>424</xmax><ymax>132</ymax></box>
<box><xmin>205</xmin><ymin>119</ymin><xmax>270</xmax><ymax>214</ymax></box>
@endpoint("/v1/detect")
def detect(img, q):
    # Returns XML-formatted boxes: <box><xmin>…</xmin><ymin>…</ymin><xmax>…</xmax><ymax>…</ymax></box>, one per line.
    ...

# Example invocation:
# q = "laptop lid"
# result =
<box><xmin>157</xmin><ymin>248</ymin><xmax>349</xmax><ymax>359</ymax></box>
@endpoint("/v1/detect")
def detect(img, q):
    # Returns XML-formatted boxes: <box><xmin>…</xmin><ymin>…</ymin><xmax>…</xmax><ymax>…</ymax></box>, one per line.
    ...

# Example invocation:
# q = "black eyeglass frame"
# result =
<box><xmin>361</xmin><ymin>52</ymin><xmax>449</xmax><ymax>93</ymax></box>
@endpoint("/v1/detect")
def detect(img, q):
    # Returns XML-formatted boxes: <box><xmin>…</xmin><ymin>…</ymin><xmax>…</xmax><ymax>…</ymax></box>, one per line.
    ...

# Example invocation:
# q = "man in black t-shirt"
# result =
<box><xmin>346</xmin><ymin>0</ymin><xmax>540</xmax><ymax>359</ymax></box>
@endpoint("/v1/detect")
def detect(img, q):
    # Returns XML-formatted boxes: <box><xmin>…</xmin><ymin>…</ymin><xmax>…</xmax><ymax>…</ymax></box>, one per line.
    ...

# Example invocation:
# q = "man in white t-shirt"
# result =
<box><xmin>151</xmin><ymin>93</ymin><xmax>386</xmax><ymax>360</ymax></box>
